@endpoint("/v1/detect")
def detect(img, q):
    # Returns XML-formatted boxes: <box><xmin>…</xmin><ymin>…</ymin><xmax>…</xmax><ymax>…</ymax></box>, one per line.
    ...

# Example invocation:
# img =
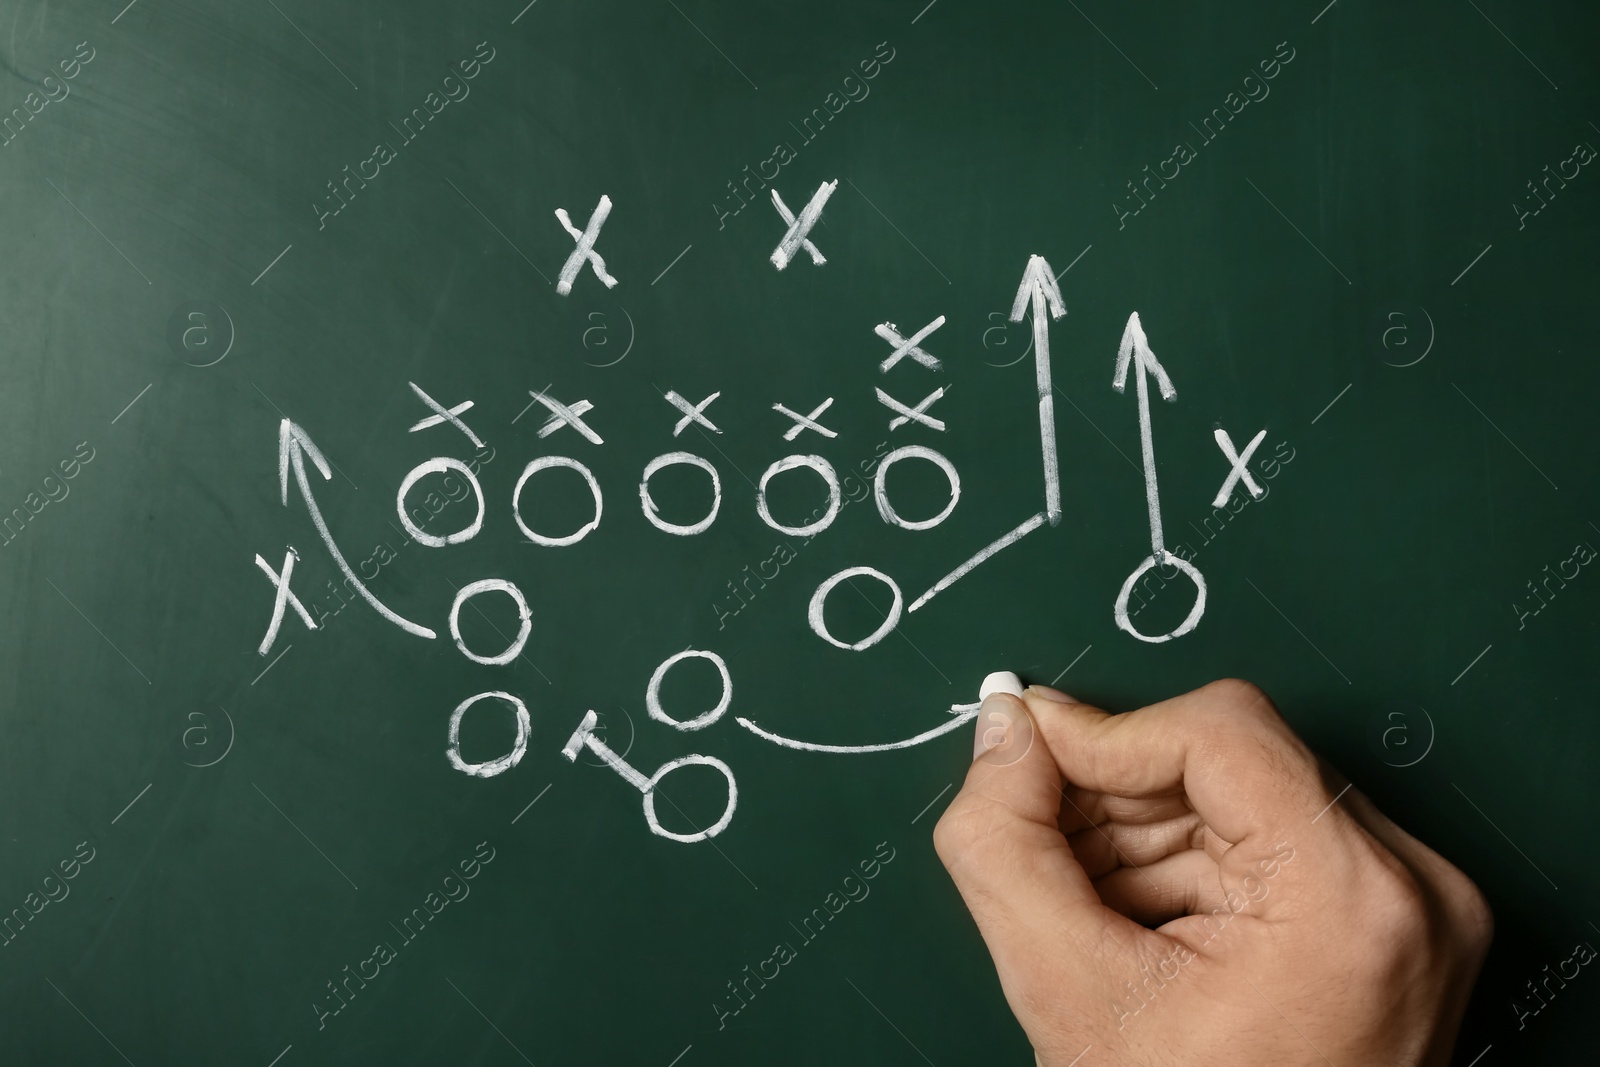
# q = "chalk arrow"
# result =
<box><xmin>1008</xmin><ymin>254</ymin><xmax>1068</xmax><ymax>525</ymax></box>
<box><xmin>278</xmin><ymin>418</ymin><xmax>436</xmax><ymax>640</ymax></box>
<box><xmin>1111</xmin><ymin>312</ymin><xmax>1177</xmax><ymax>557</ymax></box>
<box><xmin>1112</xmin><ymin>310</ymin><xmax>1176</xmax><ymax>400</ymax></box>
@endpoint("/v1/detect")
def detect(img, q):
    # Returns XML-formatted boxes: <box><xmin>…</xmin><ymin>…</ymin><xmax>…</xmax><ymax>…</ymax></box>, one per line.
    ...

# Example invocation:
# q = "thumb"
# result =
<box><xmin>933</xmin><ymin>676</ymin><xmax>1150</xmax><ymax>1014</ymax></box>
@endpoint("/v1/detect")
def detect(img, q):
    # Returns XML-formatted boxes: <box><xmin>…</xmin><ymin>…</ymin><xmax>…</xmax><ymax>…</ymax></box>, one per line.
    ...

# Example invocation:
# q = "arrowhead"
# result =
<box><xmin>1111</xmin><ymin>311</ymin><xmax>1177</xmax><ymax>400</ymax></box>
<box><xmin>1008</xmin><ymin>255</ymin><xmax>1067</xmax><ymax>323</ymax></box>
<box><xmin>277</xmin><ymin>418</ymin><xmax>332</xmax><ymax>505</ymax></box>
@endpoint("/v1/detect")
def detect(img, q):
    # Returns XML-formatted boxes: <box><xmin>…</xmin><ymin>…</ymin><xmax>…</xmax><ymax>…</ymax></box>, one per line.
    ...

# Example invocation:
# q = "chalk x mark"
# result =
<box><xmin>738</xmin><ymin>703</ymin><xmax>980</xmax><ymax>754</ymax></box>
<box><xmin>1466</xmin><ymin>1</ymin><xmax>1558</xmax><ymax>90</ymax></box>
<box><xmin>1244</xmin><ymin>177</ymin><xmax>1351</xmax><ymax>285</ymax></box>
<box><xmin>112</xmin><ymin>383</ymin><xmax>153</xmax><ymax>424</ymax></box>
<box><xmin>265</xmin><ymin>0</ymin><xmax>358</xmax><ymax>90</ymax></box>
<box><xmin>446</xmin><ymin>178</ymin><xmax>550</xmax><ymax>283</ymax></box>
<box><xmin>844</xmin><ymin>977</ymin><xmax>936</xmax><ymax>1067</ymax></box>
<box><xmin>910</xmin><ymin>513</ymin><xmax>1046</xmax><ymax>613</ymax></box>
<box><xmin>1051</xmin><ymin>644</ymin><xmax>1092</xmax><ymax>686</ymax></box>
<box><xmin>665</xmin><ymin>0</ymin><xmax>757</xmax><ymax>90</ymax></box>
<box><xmin>253</xmin><ymin>782</ymin><xmax>359</xmax><ymax>890</ymax></box>
<box><xmin>252</xmin><ymin>243</ymin><xmax>293</xmax><ymax>285</ymax></box>
<box><xmin>1310</xmin><ymin>382</ymin><xmax>1351</xmax><ymax>424</ymax></box>
<box><xmin>1451</xmin><ymin>243</ymin><xmax>1493</xmax><ymax>286</ymax></box>
<box><xmin>651</xmin><ymin>244</ymin><xmax>694</xmax><ymax>285</ymax></box>
<box><xmin>511</xmin><ymin>783</ymin><xmax>553</xmax><ymax>824</ymax></box>
<box><xmin>44</xmin><ymin>177</ymin><xmax>150</xmax><ymax>284</ymax></box>
<box><xmin>1451</xmin><ymin>643</ymin><xmax>1492</xmax><ymax>686</ymax></box>
<box><xmin>1452</xmin><ymin>782</ymin><xmax>1557</xmax><ymax>890</ymax></box>
<box><xmin>1453</xmin><ymin>383</ymin><xmax>1557</xmax><ymax>489</ymax></box>
<box><xmin>46</xmin><ymin>979</ymin><xmax>136</xmax><ymax>1066</ymax></box>
<box><xmin>911</xmin><ymin>783</ymin><xmax>952</xmax><ymax>824</ymax></box>
<box><xmin>111</xmin><ymin>783</ymin><xmax>152</xmax><ymax>825</ymax></box>
<box><xmin>45</xmin><ymin>578</ymin><xmax>150</xmax><ymax>684</ymax></box>
<box><xmin>844</xmin><ymin>178</ymin><xmax>950</xmax><ymax>284</ymax></box>
<box><xmin>1245</xmin><ymin>578</ymin><xmax>1350</xmax><ymax>683</ymax></box>
<box><xmin>446</xmin><ymin>978</ymin><xmax>535</xmax><ymax>1065</ymax></box>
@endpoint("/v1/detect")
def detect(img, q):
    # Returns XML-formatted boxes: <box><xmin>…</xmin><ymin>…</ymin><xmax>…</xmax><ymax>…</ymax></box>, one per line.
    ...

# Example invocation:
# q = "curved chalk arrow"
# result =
<box><xmin>279</xmin><ymin>419</ymin><xmax>437</xmax><ymax>640</ymax></box>
<box><xmin>735</xmin><ymin>702</ymin><xmax>981</xmax><ymax>754</ymax></box>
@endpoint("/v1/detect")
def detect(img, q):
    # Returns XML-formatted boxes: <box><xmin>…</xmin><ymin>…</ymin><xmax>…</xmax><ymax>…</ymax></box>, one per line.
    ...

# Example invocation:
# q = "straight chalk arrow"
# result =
<box><xmin>1009</xmin><ymin>254</ymin><xmax>1068</xmax><ymax>525</ymax></box>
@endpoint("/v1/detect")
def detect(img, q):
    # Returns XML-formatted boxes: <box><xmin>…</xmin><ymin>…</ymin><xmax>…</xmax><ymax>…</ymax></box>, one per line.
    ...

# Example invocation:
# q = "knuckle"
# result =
<box><xmin>1205</xmin><ymin>677</ymin><xmax>1271</xmax><ymax>711</ymax></box>
<box><xmin>932</xmin><ymin>794</ymin><xmax>992</xmax><ymax>864</ymax></box>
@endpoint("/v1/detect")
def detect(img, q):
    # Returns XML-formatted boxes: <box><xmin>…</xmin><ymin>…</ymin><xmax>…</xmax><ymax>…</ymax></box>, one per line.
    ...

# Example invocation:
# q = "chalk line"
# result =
<box><xmin>908</xmin><ymin>513</ymin><xmax>1046</xmax><ymax>613</ymax></box>
<box><xmin>736</xmin><ymin>702</ymin><xmax>981</xmax><ymax>754</ymax></box>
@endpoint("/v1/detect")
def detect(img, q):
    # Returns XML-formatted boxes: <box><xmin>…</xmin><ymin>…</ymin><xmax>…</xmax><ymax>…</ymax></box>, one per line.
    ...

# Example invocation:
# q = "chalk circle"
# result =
<box><xmin>446</xmin><ymin>691</ymin><xmax>531</xmax><ymax>778</ymax></box>
<box><xmin>397</xmin><ymin>457</ymin><xmax>484</xmax><ymax>547</ymax></box>
<box><xmin>756</xmin><ymin>454</ymin><xmax>841</xmax><ymax>537</ymax></box>
<box><xmin>1113</xmin><ymin>551</ymin><xmax>1207</xmax><ymax>644</ymax></box>
<box><xmin>808</xmin><ymin>566</ymin><xmax>903</xmax><ymax>652</ymax></box>
<box><xmin>874</xmin><ymin>445</ymin><xmax>961</xmax><ymax>531</ymax></box>
<box><xmin>448</xmin><ymin>579</ymin><xmax>531</xmax><ymax>666</ymax></box>
<box><xmin>646</xmin><ymin>649</ymin><xmax>731</xmax><ymax>731</ymax></box>
<box><xmin>512</xmin><ymin>456</ymin><xmax>603</xmax><ymax>546</ymax></box>
<box><xmin>639</xmin><ymin>452</ymin><xmax>721</xmax><ymax>536</ymax></box>
<box><xmin>643</xmin><ymin>754</ymin><xmax>738</xmax><ymax>843</ymax></box>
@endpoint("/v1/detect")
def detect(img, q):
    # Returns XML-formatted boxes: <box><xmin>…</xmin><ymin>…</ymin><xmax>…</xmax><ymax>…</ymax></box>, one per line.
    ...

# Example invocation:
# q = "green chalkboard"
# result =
<box><xmin>2</xmin><ymin>0</ymin><xmax>1596</xmax><ymax>1063</ymax></box>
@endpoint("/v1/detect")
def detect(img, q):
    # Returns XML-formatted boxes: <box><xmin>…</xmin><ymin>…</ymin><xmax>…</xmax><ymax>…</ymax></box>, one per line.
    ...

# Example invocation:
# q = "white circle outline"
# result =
<box><xmin>448</xmin><ymin>579</ymin><xmax>532</xmax><ymax>666</ymax></box>
<box><xmin>512</xmin><ymin>456</ymin><xmax>603</xmax><ymax>547</ymax></box>
<box><xmin>446</xmin><ymin>691</ymin><xmax>532</xmax><ymax>778</ymax></box>
<box><xmin>808</xmin><ymin>566</ymin><xmax>904</xmax><ymax>651</ymax></box>
<box><xmin>639</xmin><ymin>452</ymin><xmax>722</xmax><ymax>536</ymax></box>
<box><xmin>756</xmin><ymin>454</ymin><xmax>841</xmax><ymax>537</ymax></box>
<box><xmin>646</xmin><ymin>650</ymin><xmax>732</xmax><ymax>731</ymax></box>
<box><xmin>1113</xmin><ymin>551</ymin><xmax>1208</xmax><ymax>644</ymax></box>
<box><xmin>873</xmin><ymin>445</ymin><xmax>961</xmax><ymax>531</ymax></box>
<box><xmin>643</xmin><ymin>755</ymin><xmax>738</xmax><ymax>843</ymax></box>
<box><xmin>396</xmin><ymin>457</ymin><xmax>484</xmax><ymax>547</ymax></box>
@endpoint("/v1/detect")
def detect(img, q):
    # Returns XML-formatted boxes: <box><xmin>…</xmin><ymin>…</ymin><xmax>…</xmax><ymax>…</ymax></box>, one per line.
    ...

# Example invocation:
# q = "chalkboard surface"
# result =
<box><xmin>1</xmin><ymin>0</ymin><xmax>1596</xmax><ymax>1063</ymax></box>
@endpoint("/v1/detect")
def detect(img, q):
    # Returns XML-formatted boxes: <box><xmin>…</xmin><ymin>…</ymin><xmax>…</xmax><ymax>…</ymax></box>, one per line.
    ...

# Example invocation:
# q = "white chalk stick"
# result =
<box><xmin>979</xmin><ymin>671</ymin><xmax>1025</xmax><ymax>700</ymax></box>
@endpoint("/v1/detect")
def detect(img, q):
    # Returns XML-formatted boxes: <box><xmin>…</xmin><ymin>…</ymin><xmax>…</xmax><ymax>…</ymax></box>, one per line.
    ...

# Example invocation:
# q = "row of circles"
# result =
<box><xmin>397</xmin><ymin>444</ymin><xmax>962</xmax><ymax>547</ymax></box>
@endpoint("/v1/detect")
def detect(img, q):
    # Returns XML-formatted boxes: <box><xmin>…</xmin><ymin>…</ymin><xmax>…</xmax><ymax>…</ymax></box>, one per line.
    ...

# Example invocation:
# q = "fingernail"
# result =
<box><xmin>979</xmin><ymin>671</ymin><xmax>1025</xmax><ymax>700</ymax></box>
<box><xmin>973</xmin><ymin>693</ymin><xmax>1035</xmax><ymax>765</ymax></box>
<box><xmin>1026</xmin><ymin>685</ymin><xmax>1076</xmax><ymax>703</ymax></box>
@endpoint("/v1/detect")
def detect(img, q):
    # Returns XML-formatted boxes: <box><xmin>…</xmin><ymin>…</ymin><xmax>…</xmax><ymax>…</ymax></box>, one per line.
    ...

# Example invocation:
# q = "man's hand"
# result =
<box><xmin>933</xmin><ymin>679</ymin><xmax>1492</xmax><ymax>1066</ymax></box>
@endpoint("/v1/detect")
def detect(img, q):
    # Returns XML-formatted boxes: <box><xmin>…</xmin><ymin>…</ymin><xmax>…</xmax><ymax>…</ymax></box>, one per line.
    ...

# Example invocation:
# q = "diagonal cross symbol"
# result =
<box><xmin>876</xmin><ymin>315</ymin><xmax>946</xmax><ymax>372</ymax></box>
<box><xmin>1211</xmin><ymin>427</ymin><xmax>1267</xmax><ymax>507</ymax></box>
<box><xmin>254</xmin><ymin>547</ymin><xmax>316</xmax><ymax>655</ymax></box>
<box><xmin>769</xmin><ymin>180</ymin><xmax>838</xmax><ymax>270</ymax></box>
<box><xmin>529</xmin><ymin>389</ymin><xmax>603</xmax><ymax>444</ymax></box>
<box><xmin>407</xmin><ymin>381</ymin><xmax>483</xmax><ymax>448</ymax></box>
<box><xmin>773</xmin><ymin>398</ymin><xmax>838</xmax><ymax>440</ymax></box>
<box><xmin>875</xmin><ymin>386</ymin><xmax>948</xmax><ymax>432</ymax></box>
<box><xmin>664</xmin><ymin>390</ymin><xmax>721</xmax><ymax>436</ymax></box>
<box><xmin>555</xmin><ymin>194</ymin><xmax>619</xmax><ymax>295</ymax></box>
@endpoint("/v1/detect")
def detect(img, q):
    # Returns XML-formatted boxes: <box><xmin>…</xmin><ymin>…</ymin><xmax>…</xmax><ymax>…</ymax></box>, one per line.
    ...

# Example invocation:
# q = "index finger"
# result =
<box><xmin>1025</xmin><ymin>679</ymin><xmax>1328</xmax><ymax>849</ymax></box>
